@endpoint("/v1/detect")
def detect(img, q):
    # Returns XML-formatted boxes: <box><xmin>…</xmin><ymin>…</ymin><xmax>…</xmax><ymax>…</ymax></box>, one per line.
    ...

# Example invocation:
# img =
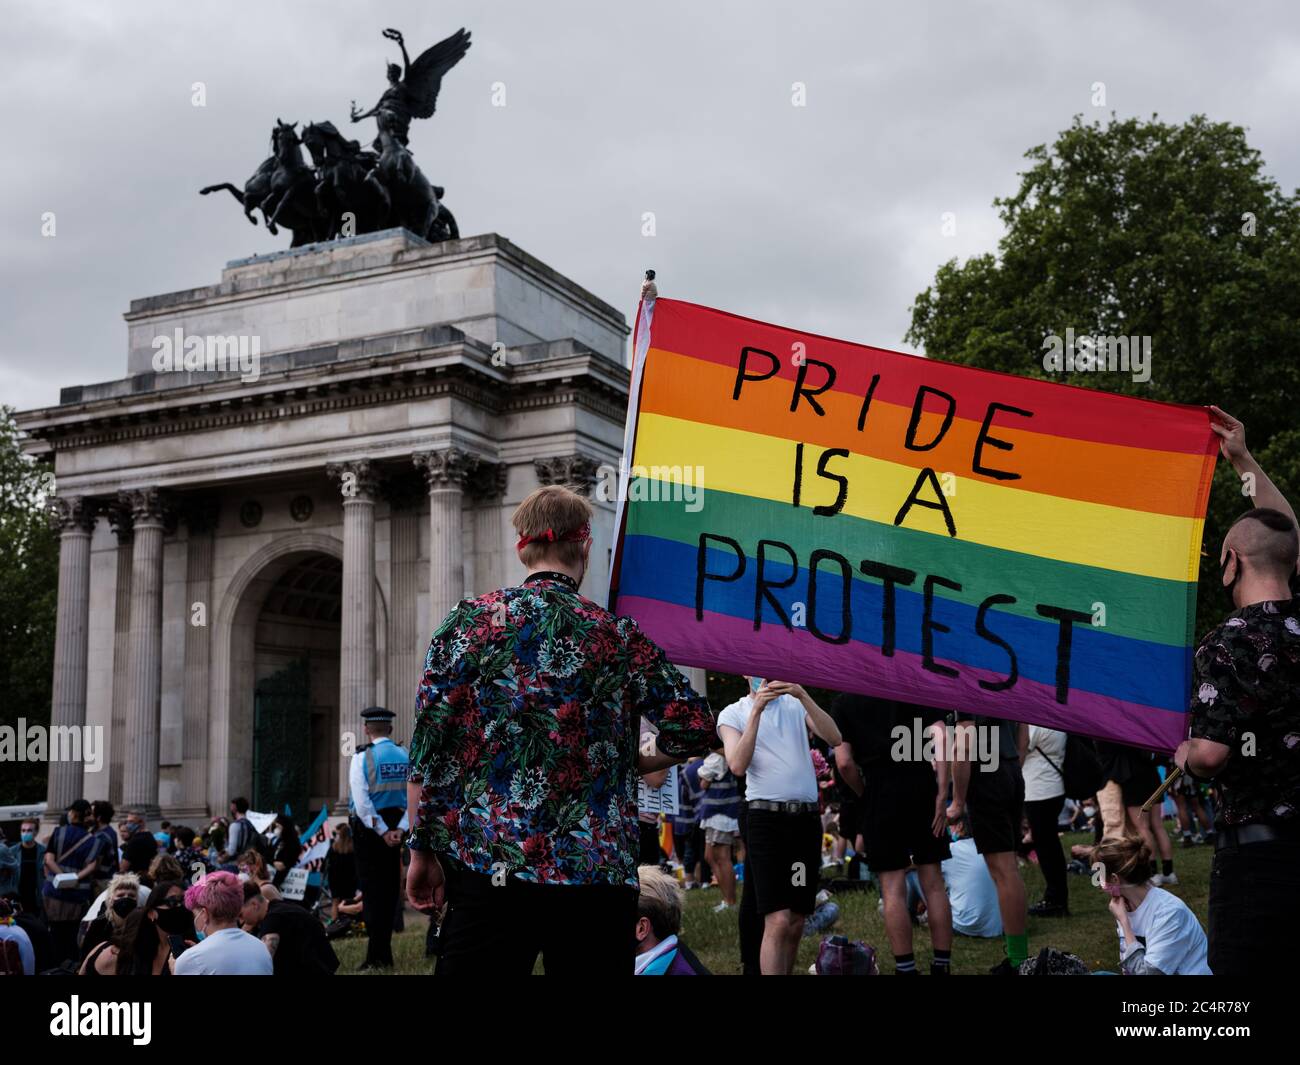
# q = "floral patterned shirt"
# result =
<box><xmin>1189</xmin><ymin>598</ymin><xmax>1300</xmax><ymax>825</ymax></box>
<box><xmin>407</xmin><ymin>574</ymin><xmax>718</xmax><ymax>886</ymax></box>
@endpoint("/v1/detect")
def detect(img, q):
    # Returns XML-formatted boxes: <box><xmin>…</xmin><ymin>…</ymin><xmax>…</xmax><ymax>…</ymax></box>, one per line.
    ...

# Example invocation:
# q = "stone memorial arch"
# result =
<box><xmin>19</xmin><ymin>229</ymin><xmax>635</xmax><ymax>821</ymax></box>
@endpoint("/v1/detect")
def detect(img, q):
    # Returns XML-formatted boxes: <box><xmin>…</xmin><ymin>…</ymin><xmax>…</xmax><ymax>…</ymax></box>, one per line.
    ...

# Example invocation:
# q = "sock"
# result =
<box><xmin>1006</xmin><ymin>933</ymin><xmax>1029</xmax><ymax>967</ymax></box>
<box><xmin>1162</xmin><ymin>859</ymin><xmax>1173</xmax><ymax>876</ymax></box>
<box><xmin>894</xmin><ymin>952</ymin><xmax>917</xmax><ymax>974</ymax></box>
<box><xmin>931</xmin><ymin>949</ymin><xmax>951</xmax><ymax>974</ymax></box>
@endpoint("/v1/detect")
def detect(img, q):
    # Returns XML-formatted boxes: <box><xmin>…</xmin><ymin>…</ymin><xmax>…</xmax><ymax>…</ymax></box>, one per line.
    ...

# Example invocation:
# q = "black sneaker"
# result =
<box><xmin>930</xmin><ymin>963</ymin><xmax>951</xmax><ymax>975</ymax></box>
<box><xmin>989</xmin><ymin>958</ymin><xmax>1019</xmax><ymax>975</ymax></box>
<box><xmin>1028</xmin><ymin>899</ymin><xmax>1069</xmax><ymax>917</ymax></box>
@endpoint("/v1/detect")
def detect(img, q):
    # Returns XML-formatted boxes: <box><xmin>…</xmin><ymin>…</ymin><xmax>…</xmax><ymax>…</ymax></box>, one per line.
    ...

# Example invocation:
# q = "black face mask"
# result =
<box><xmin>155</xmin><ymin>905</ymin><xmax>194</xmax><ymax>937</ymax></box>
<box><xmin>111</xmin><ymin>896</ymin><xmax>138</xmax><ymax>919</ymax></box>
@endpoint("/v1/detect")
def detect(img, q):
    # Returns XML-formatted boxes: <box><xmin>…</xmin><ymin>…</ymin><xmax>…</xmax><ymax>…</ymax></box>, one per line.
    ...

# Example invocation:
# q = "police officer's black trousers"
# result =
<box><xmin>356</xmin><ymin>825</ymin><xmax>402</xmax><ymax>966</ymax></box>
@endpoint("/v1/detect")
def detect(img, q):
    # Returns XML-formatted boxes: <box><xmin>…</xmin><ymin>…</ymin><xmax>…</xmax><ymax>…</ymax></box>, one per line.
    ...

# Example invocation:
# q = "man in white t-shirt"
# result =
<box><xmin>717</xmin><ymin>678</ymin><xmax>841</xmax><ymax>975</ymax></box>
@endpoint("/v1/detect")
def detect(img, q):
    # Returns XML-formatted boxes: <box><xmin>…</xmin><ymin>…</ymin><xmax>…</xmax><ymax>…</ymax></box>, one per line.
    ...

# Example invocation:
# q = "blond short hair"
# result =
<box><xmin>108</xmin><ymin>872</ymin><xmax>140</xmax><ymax>898</ymax></box>
<box><xmin>512</xmin><ymin>485</ymin><xmax>593</xmax><ymax>568</ymax></box>
<box><xmin>637</xmin><ymin>864</ymin><xmax>683</xmax><ymax>939</ymax></box>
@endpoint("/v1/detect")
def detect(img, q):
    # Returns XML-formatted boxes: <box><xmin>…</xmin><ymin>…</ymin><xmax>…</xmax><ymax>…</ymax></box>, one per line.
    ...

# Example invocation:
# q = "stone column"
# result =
<box><xmin>106</xmin><ymin>503</ymin><xmax>134</xmax><ymax>806</ymax></box>
<box><xmin>414</xmin><ymin>449</ymin><xmax>479</xmax><ymax>631</ymax></box>
<box><xmin>468</xmin><ymin>461</ymin><xmax>509</xmax><ymax>596</ymax></box>
<box><xmin>180</xmin><ymin>499</ymin><xmax>218</xmax><ymax>812</ymax></box>
<box><xmin>120</xmin><ymin>488</ymin><xmax>171</xmax><ymax>821</ymax></box>
<box><xmin>380</xmin><ymin>470</ymin><xmax>424</xmax><ymax>747</ymax></box>
<box><xmin>44</xmin><ymin>496</ymin><xmax>97</xmax><ymax>818</ymax></box>
<box><xmin>327</xmin><ymin>460</ymin><xmax>377</xmax><ymax>803</ymax></box>
<box><xmin>534</xmin><ymin>454</ymin><xmax>602</xmax><ymax>496</ymax></box>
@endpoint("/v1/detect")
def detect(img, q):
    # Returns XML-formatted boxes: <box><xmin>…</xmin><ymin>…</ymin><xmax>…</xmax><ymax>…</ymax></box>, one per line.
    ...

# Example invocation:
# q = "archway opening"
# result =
<box><xmin>251</xmin><ymin>553</ymin><xmax>341</xmax><ymax>817</ymax></box>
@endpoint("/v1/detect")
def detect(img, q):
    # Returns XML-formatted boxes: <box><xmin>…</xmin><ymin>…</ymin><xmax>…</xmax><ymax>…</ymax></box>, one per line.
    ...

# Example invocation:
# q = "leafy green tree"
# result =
<box><xmin>0</xmin><ymin>406</ymin><xmax>58</xmax><ymax>804</ymax></box>
<box><xmin>906</xmin><ymin>114</ymin><xmax>1300</xmax><ymax>637</ymax></box>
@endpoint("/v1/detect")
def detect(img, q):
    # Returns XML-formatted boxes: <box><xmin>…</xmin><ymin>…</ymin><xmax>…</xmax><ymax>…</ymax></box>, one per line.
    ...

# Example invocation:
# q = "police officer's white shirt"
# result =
<box><xmin>348</xmin><ymin>736</ymin><xmax>410</xmax><ymax>833</ymax></box>
<box><xmin>717</xmin><ymin>694</ymin><xmax>818</xmax><ymax>804</ymax></box>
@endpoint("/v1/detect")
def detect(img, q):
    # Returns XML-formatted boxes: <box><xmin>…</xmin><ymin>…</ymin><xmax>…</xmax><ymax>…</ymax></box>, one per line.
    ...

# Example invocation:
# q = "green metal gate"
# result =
<box><xmin>252</xmin><ymin>658</ymin><xmax>311</xmax><ymax>817</ymax></box>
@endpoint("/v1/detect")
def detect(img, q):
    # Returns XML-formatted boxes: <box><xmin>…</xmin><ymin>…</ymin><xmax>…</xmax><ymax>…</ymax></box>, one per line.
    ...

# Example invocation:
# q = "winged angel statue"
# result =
<box><xmin>201</xmin><ymin>28</ymin><xmax>472</xmax><ymax>247</ymax></box>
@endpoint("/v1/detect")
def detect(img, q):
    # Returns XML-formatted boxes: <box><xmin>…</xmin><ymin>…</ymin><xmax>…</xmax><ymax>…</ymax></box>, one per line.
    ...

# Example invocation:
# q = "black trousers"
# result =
<box><xmin>435</xmin><ymin>858</ymin><xmax>637</xmax><ymax>976</ymax></box>
<box><xmin>354</xmin><ymin>822</ymin><xmax>401</xmax><ymax>966</ymax></box>
<box><xmin>638</xmin><ymin>821</ymin><xmax>661</xmax><ymax>866</ymax></box>
<box><xmin>1209</xmin><ymin>837</ymin><xmax>1300</xmax><ymax>977</ymax></box>
<box><xmin>1024</xmin><ymin>796</ymin><xmax>1068</xmax><ymax>906</ymax></box>
<box><xmin>737</xmin><ymin>800</ymin><xmax>763</xmax><ymax>975</ymax></box>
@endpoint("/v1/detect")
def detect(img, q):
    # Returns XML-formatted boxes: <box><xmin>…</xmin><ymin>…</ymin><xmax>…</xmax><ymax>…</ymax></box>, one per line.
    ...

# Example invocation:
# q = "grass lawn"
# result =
<box><xmin>337</xmin><ymin>826</ymin><xmax>1214</xmax><ymax>975</ymax></box>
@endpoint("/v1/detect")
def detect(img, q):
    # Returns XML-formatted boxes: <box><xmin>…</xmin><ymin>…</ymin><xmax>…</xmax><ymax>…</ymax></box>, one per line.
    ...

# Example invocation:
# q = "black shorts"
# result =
<box><xmin>862</xmin><ymin>769</ymin><xmax>951</xmax><ymax>872</ymax></box>
<box><xmin>837</xmin><ymin>797</ymin><xmax>864</xmax><ymax>842</ymax></box>
<box><xmin>967</xmin><ymin>762</ymin><xmax>1025</xmax><ymax>855</ymax></box>
<box><xmin>1121</xmin><ymin>761</ymin><xmax>1162</xmax><ymax>807</ymax></box>
<box><xmin>745</xmin><ymin>808</ymin><xmax>822</xmax><ymax>916</ymax></box>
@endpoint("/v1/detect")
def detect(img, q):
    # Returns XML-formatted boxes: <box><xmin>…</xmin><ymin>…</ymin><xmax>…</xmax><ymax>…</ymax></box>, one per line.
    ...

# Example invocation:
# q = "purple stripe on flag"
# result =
<box><xmin>620</xmin><ymin>596</ymin><xmax>1186</xmax><ymax>753</ymax></box>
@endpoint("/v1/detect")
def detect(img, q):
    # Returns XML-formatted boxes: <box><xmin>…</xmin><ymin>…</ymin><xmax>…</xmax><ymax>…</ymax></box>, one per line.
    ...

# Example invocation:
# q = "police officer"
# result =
<box><xmin>348</xmin><ymin>706</ymin><xmax>409</xmax><ymax>970</ymax></box>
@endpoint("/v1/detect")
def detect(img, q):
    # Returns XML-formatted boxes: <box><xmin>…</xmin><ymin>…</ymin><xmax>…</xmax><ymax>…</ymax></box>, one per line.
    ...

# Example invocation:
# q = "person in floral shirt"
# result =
<box><xmin>405</xmin><ymin>484</ymin><xmax>718</xmax><ymax>975</ymax></box>
<box><xmin>1176</xmin><ymin>406</ymin><xmax>1300</xmax><ymax>978</ymax></box>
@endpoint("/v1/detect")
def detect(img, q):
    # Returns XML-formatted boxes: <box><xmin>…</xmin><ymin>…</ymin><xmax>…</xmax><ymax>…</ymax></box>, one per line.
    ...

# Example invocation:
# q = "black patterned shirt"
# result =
<box><xmin>1189</xmin><ymin>598</ymin><xmax>1300</xmax><ymax>825</ymax></box>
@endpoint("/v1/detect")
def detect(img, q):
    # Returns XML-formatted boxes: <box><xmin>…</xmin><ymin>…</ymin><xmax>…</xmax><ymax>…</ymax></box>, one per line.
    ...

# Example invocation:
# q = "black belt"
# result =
<box><xmin>747</xmin><ymin>800</ymin><xmax>819</xmax><ymax>815</ymax></box>
<box><xmin>1215</xmin><ymin>822</ymin><xmax>1300</xmax><ymax>851</ymax></box>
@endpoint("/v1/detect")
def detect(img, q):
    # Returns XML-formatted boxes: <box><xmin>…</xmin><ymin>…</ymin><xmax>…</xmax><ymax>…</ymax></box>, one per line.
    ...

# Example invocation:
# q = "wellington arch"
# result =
<box><xmin>17</xmin><ymin>229</ymin><xmax>646</xmax><ymax>822</ymax></box>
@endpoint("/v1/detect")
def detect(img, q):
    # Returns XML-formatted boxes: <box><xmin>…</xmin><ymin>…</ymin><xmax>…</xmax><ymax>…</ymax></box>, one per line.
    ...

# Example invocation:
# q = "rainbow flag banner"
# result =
<box><xmin>608</xmin><ymin>298</ymin><xmax>1219</xmax><ymax>752</ymax></box>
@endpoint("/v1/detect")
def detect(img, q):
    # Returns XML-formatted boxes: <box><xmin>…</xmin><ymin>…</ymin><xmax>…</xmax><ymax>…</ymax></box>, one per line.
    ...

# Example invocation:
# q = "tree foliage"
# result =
<box><xmin>0</xmin><ymin>406</ymin><xmax>57</xmax><ymax>804</ymax></box>
<box><xmin>905</xmin><ymin>114</ymin><xmax>1300</xmax><ymax>636</ymax></box>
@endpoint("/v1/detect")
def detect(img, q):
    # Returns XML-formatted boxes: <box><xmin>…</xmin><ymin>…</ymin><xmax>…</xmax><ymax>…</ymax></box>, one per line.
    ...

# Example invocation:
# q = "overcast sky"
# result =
<box><xmin>5</xmin><ymin>0</ymin><xmax>1300</xmax><ymax>411</ymax></box>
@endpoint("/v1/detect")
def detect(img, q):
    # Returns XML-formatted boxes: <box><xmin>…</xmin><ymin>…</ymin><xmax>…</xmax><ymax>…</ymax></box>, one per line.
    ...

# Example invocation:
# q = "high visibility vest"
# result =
<box><xmin>363</xmin><ymin>741</ymin><xmax>409</xmax><ymax>811</ymax></box>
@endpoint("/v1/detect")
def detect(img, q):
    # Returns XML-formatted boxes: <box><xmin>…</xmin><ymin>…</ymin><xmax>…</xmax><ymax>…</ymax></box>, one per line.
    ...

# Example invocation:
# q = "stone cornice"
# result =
<box><xmin>125</xmin><ymin>233</ymin><xmax>628</xmax><ymax>340</ymax></box>
<box><xmin>18</xmin><ymin>348</ymin><xmax>629</xmax><ymax>456</ymax></box>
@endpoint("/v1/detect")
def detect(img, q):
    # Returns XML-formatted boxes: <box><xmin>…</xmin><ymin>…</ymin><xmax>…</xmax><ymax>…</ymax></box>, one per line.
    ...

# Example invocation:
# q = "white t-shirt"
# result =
<box><xmin>716</xmin><ymin>694</ymin><xmax>818</xmax><ymax>803</ymax></box>
<box><xmin>173</xmin><ymin>927</ymin><xmax>273</xmax><ymax>976</ymax></box>
<box><xmin>1117</xmin><ymin>887</ymin><xmax>1212</xmax><ymax>975</ymax></box>
<box><xmin>1022</xmin><ymin>726</ymin><xmax>1067</xmax><ymax>802</ymax></box>
<box><xmin>941</xmin><ymin>837</ymin><xmax>1002</xmax><ymax>938</ymax></box>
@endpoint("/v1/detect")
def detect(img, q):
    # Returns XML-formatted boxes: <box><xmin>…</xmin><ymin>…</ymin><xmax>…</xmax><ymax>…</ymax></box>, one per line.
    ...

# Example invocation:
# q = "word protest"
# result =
<box><xmin>608</xmin><ymin>299</ymin><xmax>1218</xmax><ymax>751</ymax></box>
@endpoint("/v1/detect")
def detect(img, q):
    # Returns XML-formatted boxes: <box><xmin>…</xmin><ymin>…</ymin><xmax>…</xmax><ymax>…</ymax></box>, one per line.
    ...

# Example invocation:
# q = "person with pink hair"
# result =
<box><xmin>173</xmin><ymin>871</ymin><xmax>271</xmax><ymax>975</ymax></box>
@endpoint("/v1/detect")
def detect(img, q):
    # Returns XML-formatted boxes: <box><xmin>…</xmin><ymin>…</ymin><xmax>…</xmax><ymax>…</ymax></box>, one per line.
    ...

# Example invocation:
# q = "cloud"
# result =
<box><xmin>4</xmin><ymin>0</ymin><xmax>1299</xmax><ymax>411</ymax></box>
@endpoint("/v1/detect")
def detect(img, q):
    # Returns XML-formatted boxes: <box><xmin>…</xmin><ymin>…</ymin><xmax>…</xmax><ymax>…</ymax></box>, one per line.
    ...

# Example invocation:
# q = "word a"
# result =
<box><xmin>1041</xmin><ymin>330</ymin><xmax>1151</xmax><ymax>383</ymax></box>
<box><xmin>151</xmin><ymin>329</ymin><xmax>261</xmax><ymax>383</ymax></box>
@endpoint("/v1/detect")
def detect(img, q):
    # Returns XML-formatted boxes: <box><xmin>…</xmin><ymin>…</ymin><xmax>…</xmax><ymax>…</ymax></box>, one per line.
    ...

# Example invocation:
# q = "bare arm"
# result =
<box><xmin>1175</xmin><ymin>737</ymin><xmax>1231</xmax><ymax>778</ymax></box>
<box><xmin>947</xmin><ymin>720</ymin><xmax>975</xmax><ymax>817</ymax></box>
<box><xmin>1212</xmin><ymin>406</ymin><xmax>1299</xmax><ymax>569</ymax></box>
<box><xmin>929</xmin><ymin>720</ymin><xmax>951</xmax><ymax>800</ymax></box>
<box><xmin>721</xmin><ymin>692</ymin><xmax>771</xmax><ymax>777</ymax></box>
<box><xmin>641</xmin><ymin>767</ymin><xmax>670</xmax><ymax>789</ymax></box>
<box><xmin>764</xmin><ymin>683</ymin><xmax>840</xmax><ymax>747</ymax></box>
<box><xmin>834</xmin><ymin>740</ymin><xmax>864</xmax><ymax>797</ymax></box>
